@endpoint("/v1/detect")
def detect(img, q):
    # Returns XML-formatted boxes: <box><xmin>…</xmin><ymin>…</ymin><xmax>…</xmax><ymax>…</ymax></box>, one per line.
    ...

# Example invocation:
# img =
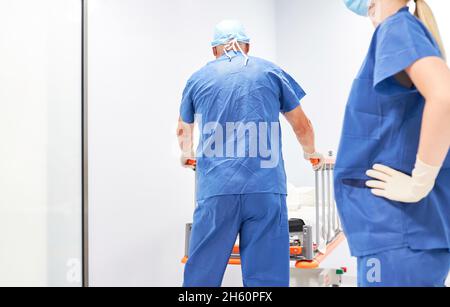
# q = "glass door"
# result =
<box><xmin>0</xmin><ymin>0</ymin><xmax>84</xmax><ymax>286</ymax></box>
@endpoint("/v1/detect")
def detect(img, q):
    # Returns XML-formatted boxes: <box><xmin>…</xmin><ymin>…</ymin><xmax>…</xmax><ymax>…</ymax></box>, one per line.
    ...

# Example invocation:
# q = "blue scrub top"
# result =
<box><xmin>180</xmin><ymin>52</ymin><xmax>305</xmax><ymax>201</ymax></box>
<box><xmin>335</xmin><ymin>7</ymin><xmax>450</xmax><ymax>257</ymax></box>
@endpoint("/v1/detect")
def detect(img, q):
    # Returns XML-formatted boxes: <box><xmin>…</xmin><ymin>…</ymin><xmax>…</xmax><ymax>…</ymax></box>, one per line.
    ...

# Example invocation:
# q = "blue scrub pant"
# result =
<box><xmin>357</xmin><ymin>247</ymin><xmax>450</xmax><ymax>287</ymax></box>
<box><xmin>183</xmin><ymin>193</ymin><xmax>290</xmax><ymax>287</ymax></box>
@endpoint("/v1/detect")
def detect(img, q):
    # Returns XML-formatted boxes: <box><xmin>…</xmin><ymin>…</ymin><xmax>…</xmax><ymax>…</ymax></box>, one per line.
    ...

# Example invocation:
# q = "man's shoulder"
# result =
<box><xmin>186</xmin><ymin>64</ymin><xmax>212</xmax><ymax>84</ymax></box>
<box><xmin>249</xmin><ymin>56</ymin><xmax>281</xmax><ymax>70</ymax></box>
<box><xmin>186</xmin><ymin>56</ymin><xmax>283</xmax><ymax>84</ymax></box>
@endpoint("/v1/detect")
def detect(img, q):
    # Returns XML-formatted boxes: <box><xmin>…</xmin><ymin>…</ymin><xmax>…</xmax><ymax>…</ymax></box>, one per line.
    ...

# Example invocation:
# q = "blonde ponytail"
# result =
<box><xmin>414</xmin><ymin>0</ymin><xmax>446</xmax><ymax>60</ymax></box>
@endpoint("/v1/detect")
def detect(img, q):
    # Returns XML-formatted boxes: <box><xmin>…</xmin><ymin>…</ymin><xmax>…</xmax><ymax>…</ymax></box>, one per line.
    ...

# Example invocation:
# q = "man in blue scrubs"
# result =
<box><xmin>177</xmin><ymin>20</ymin><xmax>323</xmax><ymax>287</ymax></box>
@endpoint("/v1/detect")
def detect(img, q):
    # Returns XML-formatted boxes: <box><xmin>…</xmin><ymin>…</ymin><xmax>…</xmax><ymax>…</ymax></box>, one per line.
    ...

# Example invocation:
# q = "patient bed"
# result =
<box><xmin>182</xmin><ymin>155</ymin><xmax>347</xmax><ymax>287</ymax></box>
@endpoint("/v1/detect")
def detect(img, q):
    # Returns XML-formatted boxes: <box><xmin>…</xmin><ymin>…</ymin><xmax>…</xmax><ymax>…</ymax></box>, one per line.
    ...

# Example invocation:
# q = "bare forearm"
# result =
<box><xmin>294</xmin><ymin>119</ymin><xmax>316</xmax><ymax>154</ymax></box>
<box><xmin>284</xmin><ymin>106</ymin><xmax>316</xmax><ymax>154</ymax></box>
<box><xmin>418</xmin><ymin>98</ymin><xmax>450</xmax><ymax>166</ymax></box>
<box><xmin>177</xmin><ymin>117</ymin><xmax>194</xmax><ymax>154</ymax></box>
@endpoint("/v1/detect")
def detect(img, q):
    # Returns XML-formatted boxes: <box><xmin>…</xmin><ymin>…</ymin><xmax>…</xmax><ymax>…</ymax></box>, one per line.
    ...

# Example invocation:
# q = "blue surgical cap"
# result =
<box><xmin>211</xmin><ymin>20</ymin><xmax>250</xmax><ymax>47</ymax></box>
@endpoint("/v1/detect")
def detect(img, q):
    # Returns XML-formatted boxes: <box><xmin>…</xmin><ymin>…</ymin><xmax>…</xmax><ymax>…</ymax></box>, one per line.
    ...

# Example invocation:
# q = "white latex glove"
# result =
<box><xmin>366</xmin><ymin>158</ymin><xmax>441</xmax><ymax>203</ymax></box>
<box><xmin>303</xmin><ymin>151</ymin><xmax>325</xmax><ymax>171</ymax></box>
<box><xmin>180</xmin><ymin>151</ymin><xmax>196</xmax><ymax>170</ymax></box>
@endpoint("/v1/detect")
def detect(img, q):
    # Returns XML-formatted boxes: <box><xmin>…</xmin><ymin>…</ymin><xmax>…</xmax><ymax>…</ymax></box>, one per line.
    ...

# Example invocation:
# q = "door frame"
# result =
<box><xmin>81</xmin><ymin>0</ymin><xmax>89</xmax><ymax>288</ymax></box>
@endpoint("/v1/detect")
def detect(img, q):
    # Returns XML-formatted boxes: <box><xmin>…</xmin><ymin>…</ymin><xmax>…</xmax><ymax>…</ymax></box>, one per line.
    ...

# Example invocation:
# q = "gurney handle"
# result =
<box><xmin>186</xmin><ymin>159</ymin><xmax>197</xmax><ymax>167</ymax></box>
<box><xmin>310</xmin><ymin>158</ymin><xmax>320</xmax><ymax>166</ymax></box>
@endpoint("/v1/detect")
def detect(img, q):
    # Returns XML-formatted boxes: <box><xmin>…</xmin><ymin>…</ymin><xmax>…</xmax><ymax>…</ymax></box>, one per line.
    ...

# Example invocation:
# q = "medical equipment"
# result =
<box><xmin>182</xmin><ymin>155</ymin><xmax>347</xmax><ymax>287</ymax></box>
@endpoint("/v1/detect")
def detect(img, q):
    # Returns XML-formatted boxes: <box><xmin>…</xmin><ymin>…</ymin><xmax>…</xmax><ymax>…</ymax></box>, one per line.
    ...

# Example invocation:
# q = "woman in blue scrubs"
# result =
<box><xmin>336</xmin><ymin>0</ymin><xmax>450</xmax><ymax>286</ymax></box>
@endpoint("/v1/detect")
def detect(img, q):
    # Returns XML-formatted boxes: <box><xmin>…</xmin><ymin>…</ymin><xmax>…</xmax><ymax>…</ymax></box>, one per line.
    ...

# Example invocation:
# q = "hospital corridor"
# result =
<box><xmin>1</xmin><ymin>0</ymin><xmax>450</xmax><ymax>292</ymax></box>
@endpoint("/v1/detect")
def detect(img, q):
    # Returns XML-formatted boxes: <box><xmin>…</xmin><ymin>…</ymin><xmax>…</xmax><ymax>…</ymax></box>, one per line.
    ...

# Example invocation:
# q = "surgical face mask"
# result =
<box><xmin>343</xmin><ymin>0</ymin><xmax>371</xmax><ymax>16</ymax></box>
<box><xmin>222</xmin><ymin>39</ymin><xmax>250</xmax><ymax>66</ymax></box>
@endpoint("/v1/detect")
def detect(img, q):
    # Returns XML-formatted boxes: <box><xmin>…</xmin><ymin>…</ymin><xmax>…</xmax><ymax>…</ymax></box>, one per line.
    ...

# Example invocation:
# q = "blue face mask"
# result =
<box><xmin>343</xmin><ymin>0</ymin><xmax>370</xmax><ymax>16</ymax></box>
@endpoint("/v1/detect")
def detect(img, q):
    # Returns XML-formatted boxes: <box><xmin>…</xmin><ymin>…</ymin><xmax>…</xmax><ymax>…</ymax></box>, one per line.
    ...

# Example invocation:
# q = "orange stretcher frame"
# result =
<box><xmin>182</xmin><ymin>245</ymin><xmax>303</xmax><ymax>266</ymax></box>
<box><xmin>181</xmin><ymin>233</ymin><xmax>345</xmax><ymax>269</ymax></box>
<box><xmin>295</xmin><ymin>232</ymin><xmax>345</xmax><ymax>269</ymax></box>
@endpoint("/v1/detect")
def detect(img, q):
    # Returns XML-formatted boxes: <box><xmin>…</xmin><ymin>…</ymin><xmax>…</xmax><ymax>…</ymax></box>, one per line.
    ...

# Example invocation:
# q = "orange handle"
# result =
<box><xmin>310</xmin><ymin>158</ymin><xmax>320</xmax><ymax>166</ymax></box>
<box><xmin>290</xmin><ymin>246</ymin><xmax>303</xmax><ymax>256</ymax></box>
<box><xmin>185</xmin><ymin>159</ymin><xmax>197</xmax><ymax>167</ymax></box>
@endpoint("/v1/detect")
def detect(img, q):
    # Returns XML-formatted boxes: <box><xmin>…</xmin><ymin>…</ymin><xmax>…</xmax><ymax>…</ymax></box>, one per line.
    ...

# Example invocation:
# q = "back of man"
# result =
<box><xmin>181</xmin><ymin>53</ymin><xmax>305</xmax><ymax>200</ymax></box>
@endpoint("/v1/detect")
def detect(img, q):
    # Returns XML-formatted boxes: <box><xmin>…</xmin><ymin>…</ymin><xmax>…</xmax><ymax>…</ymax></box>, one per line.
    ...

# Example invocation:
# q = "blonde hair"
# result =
<box><xmin>414</xmin><ymin>0</ymin><xmax>446</xmax><ymax>59</ymax></box>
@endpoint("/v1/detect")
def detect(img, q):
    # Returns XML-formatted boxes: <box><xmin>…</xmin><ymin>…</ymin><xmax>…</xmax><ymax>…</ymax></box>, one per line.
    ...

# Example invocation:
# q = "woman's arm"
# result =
<box><xmin>406</xmin><ymin>56</ymin><xmax>450</xmax><ymax>167</ymax></box>
<box><xmin>366</xmin><ymin>57</ymin><xmax>450</xmax><ymax>203</ymax></box>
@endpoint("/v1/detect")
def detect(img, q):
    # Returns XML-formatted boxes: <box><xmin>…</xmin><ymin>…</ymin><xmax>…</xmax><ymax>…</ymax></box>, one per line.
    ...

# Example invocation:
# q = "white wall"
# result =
<box><xmin>0</xmin><ymin>0</ymin><xmax>82</xmax><ymax>286</ymax></box>
<box><xmin>428</xmin><ymin>0</ymin><xmax>450</xmax><ymax>54</ymax></box>
<box><xmin>276</xmin><ymin>0</ymin><xmax>373</xmax><ymax>188</ymax></box>
<box><xmin>88</xmin><ymin>0</ymin><xmax>277</xmax><ymax>287</ymax></box>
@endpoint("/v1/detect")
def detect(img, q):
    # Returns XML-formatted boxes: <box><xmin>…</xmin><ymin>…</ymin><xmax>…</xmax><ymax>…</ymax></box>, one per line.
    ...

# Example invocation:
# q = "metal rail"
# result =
<box><xmin>313</xmin><ymin>152</ymin><xmax>342</xmax><ymax>251</ymax></box>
